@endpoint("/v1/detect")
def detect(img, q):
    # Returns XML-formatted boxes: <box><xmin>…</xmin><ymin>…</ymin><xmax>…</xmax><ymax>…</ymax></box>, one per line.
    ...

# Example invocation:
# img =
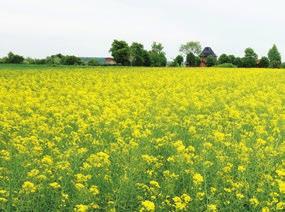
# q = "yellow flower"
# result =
<box><xmin>172</xmin><ymin>196</ymin><xmax>186</xmax><ymax>210</ymax></box>
<box><xmin>75</xmin><ymin>173</ymin><xmax>91</xmax><ymax>183</ymax></box>
<box><xmin>74</xmin><ymin>204</ymin><xmax>89</xmax><ymax>212</ymax></box>
<box><xmin>41</xmin><ymin>155</ymin><xmax>53</xmax><ymax>165</ymax></box>
<box><xmin>181</xmin><ymin>194</ymin><xmax>191</xmax><ymax>203</ymax></box>
<box><xmin>278</xmin><ymin>181</ymin><xmax>285</xmax><ymax>193</ymax></box>
<box><xmin>193</xmin><ymin>173</ymin><xmax>204</xmax><ymax>185</ymax></box>
<box><xmin>89</xmin><ymin>185</ymin><xmax>100</xmax><ymax>195</ymax></box>
<box><xmin>197</xmin><ymin>192</ymin><xmax>205</xmax><ymax>200</ymax></box>
<box><xmin>75</xmin><ymin>183</ymin><xmax>85</xmax><ymax>190</ymax></box>
<box><xmin>149</xmin><ymin>180</ymin><xmax>160</xmax><ymax>189</ymax></box>
<box><xmin>236</xmin><ymin>193</ymin><xmax>244</xmax><ymax>200</ymax></box>
<box><xmin>262</xmin><ymin>207</ymin><xmax>270</xmax><ymax>212</ymax></box>
<box><xmin>0</xmin><ymin>197</ymin><xmax>8</xmax><ymax>203</ymax></box>
<box><xmin>86</xmin><ymin>152</ymin><xmax>110</xmax><ymax>168</ymax></box>
<box><xmin>207</xmin><ymin>204</ymin><xmax>218</xmax><ymax>211</ymax></box>
<box><xmin>140</xmin><ymin>200</ymin><xmax>155</xmax><ymax>212</ymax></box>
<box><xmin>276</xmin><ymin>202</ymin><xmax>284</xmax><ymax>210</ymax></box>
<box><xmin>49</xmin><ymin>182</ymin><xmax>61</xmax><ymax>189</ymax></box>
<box><xmin>249</xmin><ymin>197</ymin><xmax>259</xmax><ymax>207</ymax></box>
<box><xmin>276</xmin><ymin>169</ymin><xmax>285</xmax><ymax>177</ymax></box>
<box><xmin>22</xmin><ymin>181</ymin><xmax>37</xmax><ymax>193</ymax></box>
<box><xmin>0</xmin><ymin>150</ymin><xmax>10</xmax><ymax>161</ymax></box>
<box><xmin>238</xmin><ymin>165</ymin><xmax>246</xmax><ymax>172</ymax></box>
<box><xmin>213</xmin><ymin>131</ymin><xmax>225</xmax><ymax>141</ymax></box>
<box><xmin>27</xmin><ymin>169</ymin><xmax>40</xmax><ymax>178</ymax></box>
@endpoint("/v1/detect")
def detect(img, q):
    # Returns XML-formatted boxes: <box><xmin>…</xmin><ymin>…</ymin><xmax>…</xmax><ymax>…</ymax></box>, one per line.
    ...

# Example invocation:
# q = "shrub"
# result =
<box><xmin>233</xmin><ymin>57</ymin><xmax>243</xmax><ymax>67</ymax></box>
<box><xmin>218</xmin><ymin>54</ymin><xmax>230</xmax><ymax>64</ymax></box>
<box><xmin>206</xmin><ymin>56</ymin><xmax>217</xmax><ymax>67</ymax></box>
<box><xmin>186</xmin><ymin>52</ymin><xmax>196</xmax><ymax>67</ymax></box>
<box><xmin>215</xmin><ymin>63</ymin><xmax>237</xmax><ymax>68</ymax></box>
<box><xmin>88</xmin><ymin>59</ymin><xmax>99</xmax><ymax>66</ymax></box>
<box><xmin>258</xmin><ymin>57</ymin><xmax>269</xmax><ymax>68</ymax></box>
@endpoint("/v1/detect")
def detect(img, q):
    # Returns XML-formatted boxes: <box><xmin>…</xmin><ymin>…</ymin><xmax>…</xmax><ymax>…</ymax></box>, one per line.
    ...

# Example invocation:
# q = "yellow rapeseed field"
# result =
<box><xmin>0</xmin><ymin>67</ymin><xmax>284</xmax><ymax>211</ymax></box>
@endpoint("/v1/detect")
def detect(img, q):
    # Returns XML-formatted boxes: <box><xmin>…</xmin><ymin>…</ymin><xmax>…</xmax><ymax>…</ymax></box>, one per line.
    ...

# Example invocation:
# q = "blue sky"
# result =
<box><xmin>0</xmin><ymin>0</ymin><xmax>284</xmax><ymax>60</ymax></box>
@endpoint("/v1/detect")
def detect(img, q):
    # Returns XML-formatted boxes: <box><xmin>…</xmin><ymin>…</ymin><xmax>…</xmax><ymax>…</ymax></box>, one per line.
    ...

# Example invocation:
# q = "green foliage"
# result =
<box><xmin>228</xmin><ymin>55</ymin><xmax>236</xmax><ymax>64</ymax></box>
<box><xmin>218</xmin><ymin>54</ymin><xmax>230</xmax><ymax>64</ymax></box>
<box><xmin>206</xmin><ymin>55</ymin><xmax>217</xmax><ymax>67</ymax></box>
<box><xmin>258</xmin><ymin>57</ymin><xmax>269</xmax><ymax>68</ymax></box>
<box><xmin>88</xmin><ymin>59</ymin><xmax>99</xmax><ymax>66</ymax></box>
<box><xmin>149</xmin><ymin>42</ymin><xmax>167</xmax><ymax>67</ymax></box>
<box><xmin>62</xmin><ymin>55</ymin><xmax>82</xmax><ymax>65</ymax></box>
<box><xmin>242</xmin><ymin>57</ymin><xmax>256</xmax><ymax>68</ymax></box>
<box><xmin>215</xmin><ymin>63</ymin><xmax>237</xmax><ymax>68</ymax></box>
<box><xmin>268</xmin><ymin>44</ymin><xmax>281</xmax><ymax>68</ymax></box>
<box><xmin>130</xmin><ymin>42</ymin><xmax>150</xmax><ymax>66</ymax></box>
<box><xmin>244</xmin><ymin>48</ymin><xmax>258</xmax><ymax>60</ymax></box>
<box><xmin>46</xmin><ymin>54</ymin><xmax>63</xmax><ymax>65</ymax></box>
<box><xmin>242</xmin><ymin>48</ymin><xmax>258</xmax><ymax>68</ymax></box>
<box><xmin>233</xmin><ymin>57</ymin><xmax>243</xmax><ymax>67</ymax></box>
<box><xmin>109</xmin><ymin>40</ymin><xmax>130</xmax><ymax>66</ymax></box>
<box><xmin>173</xmin><ymin>55</ymin><xmax>184</xmax><ymax>66</ymax></box>
<box><xmin>186</xmin><ymin>52</ymin><xmax>198</xmax><ymax>67</ymax></box>
<box><xmin>179</xmin><ymin>41</ymin><xmax>202</xmax><ymax>56</ymax></box>
<box><xmin>281</xmin><ymin>63</ymin><xmax>285</xmax><ymax>68</ymax></box>
<box><xmin>3</xmin><ymin>52</ymin><xmax>24</xmax><ymax>64</ymax></box>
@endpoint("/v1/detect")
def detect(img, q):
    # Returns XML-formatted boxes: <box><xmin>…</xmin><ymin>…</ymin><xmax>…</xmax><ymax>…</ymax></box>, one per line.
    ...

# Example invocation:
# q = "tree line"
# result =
<box><xmin>0</xmin><ymin>40</ymin><xmax>284</xmax><ymax>68</ymax></box>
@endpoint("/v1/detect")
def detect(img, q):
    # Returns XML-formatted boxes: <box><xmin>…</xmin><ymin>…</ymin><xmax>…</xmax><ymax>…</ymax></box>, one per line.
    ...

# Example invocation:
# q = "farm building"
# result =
<box><xmin>200</xmin><ymin>47</ymin><xmax>217</xmax><ymax>67</ymax></box>
<box><xmin>81</xmin><ymin>57</ymin><xmax>116</xmax><ymax>65</ymax></box>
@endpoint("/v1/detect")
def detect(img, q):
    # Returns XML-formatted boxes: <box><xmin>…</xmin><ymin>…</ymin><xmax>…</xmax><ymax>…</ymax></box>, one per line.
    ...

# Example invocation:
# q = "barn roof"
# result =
<box><xmin>200</xmin><ymin>47</ymin><xmax>217</xmax><ymax>57</ymax></box>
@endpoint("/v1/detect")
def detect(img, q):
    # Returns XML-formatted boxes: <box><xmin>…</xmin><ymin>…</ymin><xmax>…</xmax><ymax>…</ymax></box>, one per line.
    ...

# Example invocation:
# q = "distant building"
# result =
<box><xmin>80</xmin><ymin>57</ymin><xmax>116</xmax><ymax>65</ymax></box>
<box><xmin>200</xmin><ymin>47</ymin><xmax>217</xmax><ymax>67</ymax></box>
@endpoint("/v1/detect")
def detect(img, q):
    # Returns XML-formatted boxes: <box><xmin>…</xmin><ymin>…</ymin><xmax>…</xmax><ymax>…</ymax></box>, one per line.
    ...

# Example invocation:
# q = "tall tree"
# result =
<box><xmin>130</xmin><ymin>42</ymin><xmax>150</xmax><ymax>66</ymax></box>
<box><xmin>179</xmin><ymin>41</ymin><xmax>202</xmax><ymax>56</ymax></box>
<box><xmin>218</xmin><ymin>54</ymin><xmax>230</xmax><ymax>64</ymax></box>
<box><xmin>242</xmin><ymin>48</ymin><xmax>258</xmax><ymax>67</ymax></box>
<box><xmin>109</xmin><ymin>40</ymin><xmax>130</xmax><ymax>66</ymax></box>
<box><xmin>186</xmin><ymin>52</ymin><xmax>197</xmax><ymax>67</ymax></box>
<box><xmin>258</xmin><ymin>56</ymin><xmax>270</xmax><ymax>68</ymax></box>
<box><xmin>149</xmin><ymin>42</ymin><xmax>167</xmax><ymax>67</ymax></box>
<box><xmin>130</xmin><ymin>42</ymin><xmax>144</xmax><ymax>66</ymax></box>
<box><xmin>268</xmin><ymin>44</ymin><xmax>281</xmax><ymax>68</ymax></box>
<box><xmin>206</xmin><ymin>56</ymin><xmax>217</xmax><ymax>67</ymax></box>
<box><xmin>4</xmin><ymin>52</ymin><xmax>24</xmax><ymax>64</ymax></box>
<box><xmin>173</xmin><ymin>55</ymin><xmax>184</xmax><ymax>66</ymax></box>
<box><xmin>244</xmin><ymin>48</ymin><xmax>258</xmax><ymax>60</ymax></box>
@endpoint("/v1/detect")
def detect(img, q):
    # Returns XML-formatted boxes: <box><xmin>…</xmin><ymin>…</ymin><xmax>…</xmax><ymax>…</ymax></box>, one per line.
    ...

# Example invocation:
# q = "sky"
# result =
<box><xmin>0</xmin><ymin>0</ymin><xmax>284</xmax><ymax>60</ymax></box>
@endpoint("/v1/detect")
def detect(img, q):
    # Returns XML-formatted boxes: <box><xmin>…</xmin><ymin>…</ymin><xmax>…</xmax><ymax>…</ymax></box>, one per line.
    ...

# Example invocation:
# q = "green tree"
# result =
<box><xmin>173</xmin><ymin>55</ymin><xmax>184</xmax><ymax>66</ymax></box>
<box><xmin>242</xmin><ymin>48</ymin><xmax>258</xmax><ymax>67</ymax></box>
<box><xmin>228</xmin><ymin>55</ymin><xmax>236</xmax><ymax>64</ymax></box>
<box><xmin>149</xmin><ymin>42</ymin><xmax>167</xmax><ymax>67</ymax></box>
<box><xmin>233</xmin><ymin>57</ymin><xmax>243</xmax><ymax>67</ymax></box>
<box><xmin>179</xmin><ymin>41</ymin><xmax>202</xmax><ymax>56</ymax></box>
<box><xmin>88</xmin><ymin>59</ymin><xmax>99</xmax><ymax>66</ymax></box>
<box><xmin>62</xmin><ymin>55</ymin><xmax>82</xmax><ymax>65</ymax></box>
<box><xmin>218</xmin><ymin>54</ymin><xmax>230</xmax><ymax>64</ymax></box>
<box><xmin>5</xmin><ymin>52</ymin><xmax>24</xmax><ymax>64</ymax></box>
<box><xmin>186</xmin><ymin>52</ymin><xmax>197</xmax><ymax>67</ymax></box>
<box><xmin>46</xmin><ymin>54</ymin><xmax>63</xmax><ymax>65</ymax></box>
<box><xmin>268</xmin><ymin>44</ymin><xmax>281</xmax><ymax>68</ymax></box>
<box><xmin>109</xmin><ymin>40</ymin><xmax>130</xmax><ymax>66</ymax></box>
<box><xmin>130</xmin><ymin>42</ymin><xmax>149</xmax><ymax>66</ymax></box>
<box><xmin>206</xmin><ymin>55</ymin><xmax>217</xmax><ymax>67</ymax></box>
<box><xmin>258</xmin><ymin>57</ymin><xmax>269</xmax><ymax>68</ymax></box>
<box><xmin>244</xmin><ymin>48</ymin><xmax>258</xmax><ymax>60</ymax></box>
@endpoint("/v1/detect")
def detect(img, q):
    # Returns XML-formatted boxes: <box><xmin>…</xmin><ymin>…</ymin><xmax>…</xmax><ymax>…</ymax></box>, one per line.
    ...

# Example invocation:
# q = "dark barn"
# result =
<box><xmin>200</xmin><ymin>47</ymin><xmax>217</xmax><ymax>67</ymax></box>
